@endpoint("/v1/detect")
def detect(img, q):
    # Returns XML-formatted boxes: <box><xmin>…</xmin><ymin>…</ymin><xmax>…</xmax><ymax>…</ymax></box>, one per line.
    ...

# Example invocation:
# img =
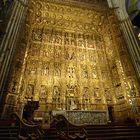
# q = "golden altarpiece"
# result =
<box><xmin>3</xmin><ymin>0</ymin><xmax>140</xmax><ymax>124</ymax></box>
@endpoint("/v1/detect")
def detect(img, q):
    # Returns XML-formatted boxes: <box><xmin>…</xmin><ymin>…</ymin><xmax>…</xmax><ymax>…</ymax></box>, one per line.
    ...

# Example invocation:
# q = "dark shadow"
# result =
<box><xmin>108</xmin><ymin>106</ymin><xmax>114</xmax><ymax>123</ymax></box>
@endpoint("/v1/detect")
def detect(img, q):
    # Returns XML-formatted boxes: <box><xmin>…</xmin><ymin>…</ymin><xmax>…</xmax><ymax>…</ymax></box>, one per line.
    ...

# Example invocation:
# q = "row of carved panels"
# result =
<box><xmin>20</xmin><ymin>82</ymin><xmax>120</xmax><ymax>98</ymax></box>
<box><xmin>28</xmin><ymin>44</ymin><xmax>103</xmax><ymax>53</ymax></box>
<box><xmin>27</xmin><ymin>52</ymin><xmax>98</xmax><ymax>63</ymax></box>
<box><xmin>24</xmin><ymin>62</ymin><xmax>113</xmax><ymax>80</ymax></box>
<box><xmin>32</xmin><ymin>0</ymin><xmax>106</xmax><ymax>19</ymax></box>
<box><xmin>27</xmin><ymin>46</ymin><xmax>106</xmax><ymax>60</ymax></box>
<box><xmin>32</xmin><ymin>18</ymin><xmax>104</xmax><ymax>33</ymax></box>
<box><xmin>40</xmin><ymin>11</ymin><xmax>94</xmax><ymax>24</ymax></box>
<box><xmin>11</xmin><ymin>81</ymin><xmax>104</xmax><ymax>95</ymax></box>
<box><xmin>42</xmin><ymin>0</ymin><xmax>108</xmax><ymax>8</ymax></box>
<box><xmin>32</xmin><ymin>28</ymin><xmax>102</xmax><ymax>40</ymax></box>
<box><xmin>9</xmin><ymin>80</ymin><xmax>128</xmax><ymax>100</ymax></box>
<box><xmin>37</xmin><ymin>11</ymin><xmax>106</xmax><ymax>26</ymax></box>
<box><xmin>29</xmin><ymin>1</ymin><xmax>107</xmax><ymax>32</ymax></box>
<box><xmin>31</xmin><ymin>27</ymin><xmax>103</xmax><ymax>43</ymax></box>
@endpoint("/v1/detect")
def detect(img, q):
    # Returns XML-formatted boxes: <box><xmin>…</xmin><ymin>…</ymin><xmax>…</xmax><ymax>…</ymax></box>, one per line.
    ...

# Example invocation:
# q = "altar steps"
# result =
<box><xmin>0</xmin><ymin>126</ymin><xmax>18</xmax><ymax>140</ymax></box>
<box><xmin>1</xmin><ymin>117</ymin><xmax>140</xmax><ymax>140</ymax></box>
<box><xmin>45</xmin><ymin>127</ymin><xmax>59</xmax><ymax>140</ymax></box>
<box><xmin>85</xmin><ymin>124</ymin><xmax>140</xmax><ymax>140</ymax></box>
<box><xmin>45</xmin><ymin>124</ymin><xmax>140</xmax><ymax>140</ymax></box>
<box><xmin>87</xmin><ymin>135</ymin><xmax>140</xmax><ymax>140</ymax></box>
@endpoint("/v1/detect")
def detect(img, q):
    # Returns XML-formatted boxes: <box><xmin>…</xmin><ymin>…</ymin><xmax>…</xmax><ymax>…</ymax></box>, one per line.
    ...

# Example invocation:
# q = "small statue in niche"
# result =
<box><xmin>42</xmin><ymin>48</ymin><xmax>49</xmax><ymax>57</ymax></box>
<box><xmin>81</xmin><ymin>65</ymin><xmax>88</xmax><ymax>78</ymax></box>
<box><xmin>29</xmin><ymin>61</ymin><xmax>38</xmax><ymax>75</ymax></box>
<box><xmin>30</xmin><ymin>67</ymin><xmax>37</xmax><ymax>75</ymax></box>
<box><xmin>64</xmin><ymin>37</ymin><xmax>69</xmax><ymax>45</ymax></box>
<box><xmin>104</xmin><ymin>89</ymin><xmax>111</xmax><ymax>100</ymax></box>
<box><xmin>70</xmin><ymin>37</ymin><xmax>76</xmax><ymax>45</ymax></box>
<box><xmin>92</xmin><ymin>68</ymin><xmax>97</xmax><ymax>79</ymax></box>
<box><xmin>70</xmin><ymin>98</ymin><xmax>77</xmax><ymax>110</ymax></box>
<box><xmin>40</xmin><ymin>85</ymin><xmax>47</xmax><ymax>99</ymax></box>
<box><xmin>88</xmin><ymin>52</ymin><xmax>94</xmax><ymax>61</ymax></box>
<box><xmin>46</xmin><ymin>34</ymin><xmax>53</xmax><ymax>43</ymax></box>
<box><xmin>25</xmin><ymin>84</ymin><xmax>34</xmax><ymax>99</ymax></box>
<box><xmin>129</xmin><ymin>81</ymin><xmax>137</xmax><ymax>97</ymax></box>
<box><xmin>69</xmin><ymin>51</ymin><xmax>75</xmax><ymax>60</ymax></box>
<box><xmin>54</xmin><ymin>36</ymin><xmax>62</xmax><ymax>44</ymax></box>
<box><xmin>87</xmin><ymin>38</ymin><xmax>94</xmax><ymax>48</ymax></box>
<box><xmin>48</xmin><ymin>45</ymin><xmax>54</xmax><ymax>58</ymax></box>
<box><xmin>67</xmin><ymin>66</ymin><xmax>76</xmax><ymax>79</ymax></box>
<box><xmin>54</xmin><ymin>63</ymin><xmax>61</xmax><ymax>76</ymax></box>
<box><xmin>115</xmin><ymin>86</ymin><xmax>123</xmax><ymax>97</ymax></box>
<box><xmin>66</xmin><ymin>83</ymin><xmax>77</xmax><ymax>96</ymax></box>
<box><xmin>30</xmin><ymin>45</ymin><xmax>40</xmax><ymax>57</ymax></box>
<box><xmin>78</xmin><ymin>40</ymin><xmax>85</xmax><ymax>47</ymax></box>
<box><xmin>112</xmin><ymin>67</ymin><xmax>119</xmax><ymax>80</ymax></box>
<box><xmin>54</xmin><ymin>46</ymin><xmax>61</xmax><ymax>58</ymax></box>
<box><xmin>42</xmin><ymin>63</ymin><xmax>49</xmax><ymax>75</ymax></box>
<box><xmin>83</xmin><ymin>87</ymin><xmax>89</xmax><ymax>98</ymax></box>
<box><xmin>53</xmin><ymin>86</ymin><xmax>60</xmax><ymax>96</ymax></box>
<box><xmin>98</xmin><ymin>15</ymin><xmax>105</xmax><ymax>26</ymax></box>
<box><xmin>93</xmin><ymin>88</ymin><xmax>99</xmax><ymax>98</ymax></box>
<box><xmin>11</xmin><ymin>82</ymin><xmax>17</xmax><ymax>92</ymax></box>
<box><xmin>79</xmin><ymin>49</ymin><xmax>86</xmax><ymax>61</ymax></box>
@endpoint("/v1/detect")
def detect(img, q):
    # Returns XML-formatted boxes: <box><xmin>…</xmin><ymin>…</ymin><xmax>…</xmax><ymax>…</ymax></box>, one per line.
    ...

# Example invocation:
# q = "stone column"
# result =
<box><xmin>0</xmin><ymin>0</ymin><xmax>28</xmax><ymax>118</ymax></box>
<box><xmin>107</xmin><ymin>0</ymin><xmax>140</xmax><ymax>82</ymax></box>
<box><xmin>107</xmin><ymin>0</ymin><xmax>140</xmax><ymax>124</ymax></box>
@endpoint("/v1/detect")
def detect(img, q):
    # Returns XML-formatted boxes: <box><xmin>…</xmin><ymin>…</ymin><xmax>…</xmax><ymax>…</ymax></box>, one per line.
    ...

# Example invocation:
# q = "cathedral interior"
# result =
<box><xmin>0</xmin><ymin>0</ymin><xmax>140</xmax><ymax>131</ymax></box>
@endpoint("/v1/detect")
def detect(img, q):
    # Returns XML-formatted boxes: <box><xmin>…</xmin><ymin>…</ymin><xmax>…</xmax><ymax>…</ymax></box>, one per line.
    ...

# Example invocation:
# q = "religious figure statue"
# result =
<box><xmin>25</xmin><ymin>84</ymin><xmax>34</xmax><ymax>99</ymax></box>
<box><xmin>104</xmin><ymin>89</ymin><xmax>112</xmax><ymax>100</ymax></box>
<box><xmin>54</xmin><ymin>63</ymin><xmax>61</xmax><ymax>76</ymax></box>
<box><xmin>70</xmin><ymin>98</ymin><xmax>77</xmax><ymax>110</ymax></box>
<box><xmin>53</xmin><ymin>86</ymin><xmax>60</xmax><ymax>97</ymax></box>
<box><xmin>66</xmin><ymin>50</ymin><xmax>75</xmax><ymax>60</ymax></box>
<box><xmin>82</xmin><ymin>65</ymin><xmax>88</xmax><ymax>78</ymax></box>
<box><xmin>42</xmin><ymin>63</ymin><xmax>49</xmax><ymax>75</ymax></box>
<box><xmin>64</xmin><ymin>37</ymin><xmax>69</xmax><ymax>45</ymax></box>
<box><xmin>67</xmin><ymin>66</ymin><xmax>75</xmax><ymax>78</ymax></box>
<box><xmin>129</xmin><ymin>81</ymin><xmax>137</xmax><ymax>97</ymax></box>
<box><xmin>54</xmin><ymin>36</ymin><xmax>62</xmax><ymax>44</ymax></box>
<box><xmin>78</xmin><ymin>40</ymin><xmax>85</xmax><ymax>47</ymax></box>
<box><xmin>54</xmin><ymin>46</ymin><xmax>61</xmax><ymax>58</ymax></box>
<box><xmin>93</xmin><ymin>88</ymin><xmax>99</xmax><ymax>98</ymax></box>
<box><xmin>92</xmin><ymin>69</ymin><xmax>97</xmax><ymax>79</ymax></box>
<box><xmin>83</xmin><ymin>87</ymin><xmax>89</xmax><ymax>99</ymax></box>
<box><xmin>11</xmin><ymin>81</ymin><xmax>17</xmax><ymax>92</ymax></box>
<box><xmin>40</xmin><ymin>85</ymin><xmax>47</xmax><ymax>99</ymax></box>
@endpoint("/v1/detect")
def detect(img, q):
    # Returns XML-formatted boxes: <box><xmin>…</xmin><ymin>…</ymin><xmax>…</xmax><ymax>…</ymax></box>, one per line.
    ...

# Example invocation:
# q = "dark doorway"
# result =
<box><xmin>108</xmin><ymin>106</ymin><xmax>114</xmax><ymax>122</ymax></box>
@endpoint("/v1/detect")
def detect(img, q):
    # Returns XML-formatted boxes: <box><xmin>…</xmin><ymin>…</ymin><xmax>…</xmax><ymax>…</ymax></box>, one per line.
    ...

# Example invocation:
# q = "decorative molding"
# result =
<box><xmin>40</xmin><ymin>0</ymin><xmax>109</xmax><ymax>10</ymax></box>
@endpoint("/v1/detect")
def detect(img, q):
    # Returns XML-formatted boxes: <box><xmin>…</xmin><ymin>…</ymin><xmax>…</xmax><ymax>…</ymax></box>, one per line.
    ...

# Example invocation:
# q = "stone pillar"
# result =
<box><xmin>107</xmin><ymin>0</ymin><xmax>140</xmax><ymax>82</ymax></box>
<box><xmin>0</xmin><ymin>0</ymin><xmax>28</xmax><ymax>118</ymax></box>
<box><xmin>121</xmin><ymin>19</ymin><xmax>140</xmax><ymax>79</ymax></box>
<box><xmin>107</xmin><ymin>0</ymin><xmax>140</xmax><ymax>124</ymax></box>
